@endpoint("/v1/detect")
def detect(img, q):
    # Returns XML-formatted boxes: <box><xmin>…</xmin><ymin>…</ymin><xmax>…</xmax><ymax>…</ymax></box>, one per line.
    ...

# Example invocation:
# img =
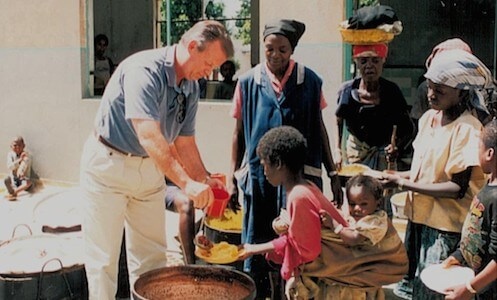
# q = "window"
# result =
<box><xmin>157</xmin><ymin>0</ymin><xmax>252</xmax><ymax>101</ymax></box>
<box><xmin>83</xmin><ymin>0</ymin><xmax>253</xmax><ymax>100</ymax></box>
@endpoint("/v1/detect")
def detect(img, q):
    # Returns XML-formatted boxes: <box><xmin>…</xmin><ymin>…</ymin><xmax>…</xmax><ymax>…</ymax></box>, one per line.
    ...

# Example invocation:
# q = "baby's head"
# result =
<box><xmin>256</xmin><ymin>126</ymin><xmax>306</xmax><ymax>186</ymax></box>
<box><xmin>10</xmin><ymin>136</ymin><xmax>25</xmax><ymax>155</ymax></box>
<box><xmin>345</xmin><ymin>174</ymin><xmax>383</xmax><ymax>221</ymax></box>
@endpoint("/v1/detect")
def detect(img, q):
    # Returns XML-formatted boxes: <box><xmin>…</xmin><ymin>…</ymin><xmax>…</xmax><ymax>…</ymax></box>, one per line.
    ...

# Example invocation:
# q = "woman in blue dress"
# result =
<box><xmin>227</xmin><ymin>19</ymin><xmax>342</xmax><ymax>299</ymax></box>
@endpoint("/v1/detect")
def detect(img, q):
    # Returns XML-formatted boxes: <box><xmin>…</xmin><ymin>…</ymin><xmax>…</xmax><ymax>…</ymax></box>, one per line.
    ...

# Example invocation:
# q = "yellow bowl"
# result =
<box><xmin>338</xmin><ymin>163</ymin><xmax>371</xmax><ymax>177</ymax></box>
<box><xmin>195</xmin><ymin>241</ymin><xmax>240</xmax><ymax>264</ymax></box>
<box><xmin>340</xmin><ymin>28</ymin><xmax>394</xmax><ymax>45</ymax></box>
<box><xmin>206</xmin><ymin>209</ymin><xmax>243</xmax><ymax>232</ymax></box>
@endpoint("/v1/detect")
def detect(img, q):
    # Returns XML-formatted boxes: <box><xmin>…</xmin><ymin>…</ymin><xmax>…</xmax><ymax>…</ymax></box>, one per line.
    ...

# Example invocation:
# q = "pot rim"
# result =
<box><xmin>132</xmin><ymin>265</ymin><xmax>256</xmax><ymax>300</ymax></box>
<box><xmin>0</xmin><ymin>233</ymin><xmax>84</xmax><ymax>275</ymax></box>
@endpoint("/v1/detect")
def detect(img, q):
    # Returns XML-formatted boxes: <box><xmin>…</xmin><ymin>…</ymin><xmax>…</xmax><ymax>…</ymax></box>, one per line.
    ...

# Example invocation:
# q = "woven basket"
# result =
<box><xmin>340</xmin><ymin>28</ymin><xmax>394</xmax><ymax>45</ymax></box>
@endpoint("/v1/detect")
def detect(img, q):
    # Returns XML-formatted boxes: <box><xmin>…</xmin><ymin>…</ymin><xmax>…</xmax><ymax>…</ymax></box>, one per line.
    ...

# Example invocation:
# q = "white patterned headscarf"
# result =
<box><xmin>425</xmin><ymin>49</ymin><xmax>496</xmax><ymax>121</ymax></box>
<box><xmin>425</xmin><ymin>38</ymin><xmax>472</xmax><ymax>69</ymax></box>
<box><xmin>425</xmin><ymin>49</ymin><xmax>494</xmax><ymax>90</ymax></box>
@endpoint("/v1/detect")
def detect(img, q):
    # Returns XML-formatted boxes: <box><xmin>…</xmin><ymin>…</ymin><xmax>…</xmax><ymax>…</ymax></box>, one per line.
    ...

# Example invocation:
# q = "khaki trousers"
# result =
<box><xmin>80</xmin><ymin>135</ymin><xmax>167</xmax><ymax>300</ymax></box>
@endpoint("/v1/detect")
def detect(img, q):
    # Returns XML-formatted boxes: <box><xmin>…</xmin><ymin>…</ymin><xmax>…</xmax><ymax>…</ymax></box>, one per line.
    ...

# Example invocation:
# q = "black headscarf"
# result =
<box><xmin>263</xmin><ymin>19</ymin><xmax>306</xmax><ymax>51</ymax></box>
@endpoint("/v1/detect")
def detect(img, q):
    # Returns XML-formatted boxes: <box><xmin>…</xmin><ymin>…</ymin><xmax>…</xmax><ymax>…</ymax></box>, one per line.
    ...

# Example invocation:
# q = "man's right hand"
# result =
<box><xmin>184</xmin><ymin>180</ymin><xmax>213</xmax><ymax>209</ymax></box>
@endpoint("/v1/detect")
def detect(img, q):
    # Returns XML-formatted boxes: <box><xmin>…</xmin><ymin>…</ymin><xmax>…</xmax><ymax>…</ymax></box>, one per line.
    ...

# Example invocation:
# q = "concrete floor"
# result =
<box><xmin>0</xmin><ymin>182</ymin><xmax>407</xmax><ymax>299</ymax></box>
<box><xmin>0</xmin><ymin>183</ymin><xmax>185</xmax><ymax>263</ymax></box>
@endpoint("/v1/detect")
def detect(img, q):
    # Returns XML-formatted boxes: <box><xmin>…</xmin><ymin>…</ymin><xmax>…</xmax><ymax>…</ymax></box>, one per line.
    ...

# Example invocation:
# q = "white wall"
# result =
<box><xmin>0</xmin><ymin>1</ymin><xmax>93</xmax><ymax>182</ymax></box>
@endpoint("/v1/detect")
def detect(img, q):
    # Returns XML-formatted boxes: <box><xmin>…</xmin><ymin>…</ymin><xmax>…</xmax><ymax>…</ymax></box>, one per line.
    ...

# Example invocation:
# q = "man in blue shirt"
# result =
<box><xmin>80</xmin><ymin>20</ymin><xmax>233</xmax><ymax>299</ymax></box>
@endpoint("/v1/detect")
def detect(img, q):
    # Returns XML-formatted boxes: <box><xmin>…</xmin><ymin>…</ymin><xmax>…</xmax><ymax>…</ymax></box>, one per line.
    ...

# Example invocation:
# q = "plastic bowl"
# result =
<box><xmin>206</xmin><ymin>188</ymin><xmax>229</xmax><ymax>218</ymax></box>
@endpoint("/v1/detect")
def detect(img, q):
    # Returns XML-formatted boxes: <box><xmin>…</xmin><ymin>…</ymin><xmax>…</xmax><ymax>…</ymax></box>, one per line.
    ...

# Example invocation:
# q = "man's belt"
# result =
<box><xmin>96</xmin><ymin>135</ymin><xmax>148</xmax><ymax>158</ymax></box>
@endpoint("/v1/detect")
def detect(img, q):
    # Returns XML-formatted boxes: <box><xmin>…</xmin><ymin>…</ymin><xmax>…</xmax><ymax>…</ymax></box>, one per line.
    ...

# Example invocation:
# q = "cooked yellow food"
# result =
<box><xmin>338</xmin><ymin>163</ymin><xmax>370</xmax><ymax>177</ymax></box>
<box><xmin>196</xmin><ymin>241</ymin><xmax>239</xmax><ymax>264</ymax></box>
<box><xmin>206</xmin><ymin>209</ymin><xmax>243</xmax><ymax>232</ymax></box>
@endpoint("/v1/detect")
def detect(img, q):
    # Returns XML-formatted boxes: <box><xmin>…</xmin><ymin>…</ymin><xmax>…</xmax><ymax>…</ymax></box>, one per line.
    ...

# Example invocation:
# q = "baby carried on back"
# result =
<box><xmin>292</xmin><ymin>175</ymin><xmax>408</xmax><ymax>299</ymax></box>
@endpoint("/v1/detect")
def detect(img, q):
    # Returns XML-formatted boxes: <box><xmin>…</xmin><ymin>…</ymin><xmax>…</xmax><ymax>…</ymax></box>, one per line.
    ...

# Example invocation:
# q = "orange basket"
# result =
<box><xmin>340</xmin><ymin>28</ymin><xmax>394</xmax><ymax>45</ymax></box>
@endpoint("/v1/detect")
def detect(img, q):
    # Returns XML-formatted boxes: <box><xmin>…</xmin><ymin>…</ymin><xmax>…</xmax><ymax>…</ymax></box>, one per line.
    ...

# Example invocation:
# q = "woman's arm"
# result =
<box><xmin>397</xmin><ymin>178</ymin><xmax>461</xmax><ymax>198</ymax></box>
<box><xmin>336</xmin><ymin>116</ymin><xmax>344</xmax><ymax>170</ymax></box>
<box><xmin>227</xmin><ymin>119</ymin><xmax>244</xmax><ymax>210</ymax></box>
<box><xmin>320</xmin><ymin>117</ymin><xmax>343</xmax><ymax>207</ymax></box>
<box><xmin>383</xmin><ymin>170</ymin><xmax>469</xmax><ymax>199</ymax></box>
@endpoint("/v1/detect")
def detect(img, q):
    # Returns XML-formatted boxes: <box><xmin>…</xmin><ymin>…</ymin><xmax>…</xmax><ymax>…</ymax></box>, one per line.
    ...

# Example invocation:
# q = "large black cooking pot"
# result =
<box><xmin>132</xmin><ymin>265</ymin><xmax>256</xmax><ymax>300</ymax></box>
<box><xmin>0</xmin><ymin>225</ymin><xmax>87</xmax><ymax>299</ymax></box>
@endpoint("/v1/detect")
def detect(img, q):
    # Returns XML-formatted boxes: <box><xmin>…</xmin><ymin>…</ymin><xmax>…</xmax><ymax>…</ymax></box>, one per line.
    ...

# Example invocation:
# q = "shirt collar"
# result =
<box><xmin>264</xmin><ymin>59</ymin><xmax>295</xmax><ymax>94</ymax></box>
<box><xmin>164</xmin><ymin>45</ymin><xmax>194</xmax><ymax>96</ymax></box>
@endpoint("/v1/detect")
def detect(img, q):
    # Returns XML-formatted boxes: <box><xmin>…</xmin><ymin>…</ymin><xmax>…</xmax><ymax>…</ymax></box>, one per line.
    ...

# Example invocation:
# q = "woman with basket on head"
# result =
<box><xmin>336</xmin><ymin>5</ymin><xmax>415</xmax><ymax>174</ymax></box>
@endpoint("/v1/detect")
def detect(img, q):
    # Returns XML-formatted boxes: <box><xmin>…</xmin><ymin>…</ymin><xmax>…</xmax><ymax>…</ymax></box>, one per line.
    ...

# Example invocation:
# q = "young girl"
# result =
<box><xmin>383</xmin><ymin>49</ymin><xmax>490</xmax><ymax>300</ymax></box>
<box><xmin>237</xmin><ymin>125</ymin><xmax>347</xmax><ymax>299</ymax></box>
<box><xmin>311</xmin><ymin>175</ymin><xmax>408</xmax><ymax>299</ymax></box>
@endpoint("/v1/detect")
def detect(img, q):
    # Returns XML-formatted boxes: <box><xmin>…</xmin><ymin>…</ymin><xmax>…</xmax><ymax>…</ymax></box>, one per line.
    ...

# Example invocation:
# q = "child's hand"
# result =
<box><xmin>441</xmin><ymin>256</ymin><xmax>460</xmax><ymax>268</ymax></box>
<box><xmin>285</xmin><ymin>276</ymin><xmax>298</xmax><ymax>300</ymax></box>
<box><xmin>443</xmin><ymin>283</ymin><xmax>472</xmax><ymax>300</ymax></box>
<box><xmin>319</xmin><ymin>209</ymin><xmax>334</xmax><ymax>229</ymax></box>
<box><xmin>237</xmin><ymin>244</ymin><xmax>254</xmax><ymax>260</ymax></box>
<box><xmin>272</xmin><ymin>217</ymin><xmax>289</xmax><ymax>235</ymax></box>
<box><xmin>272</xmin><ymin>208</ymin><xmax>290</xmax><ymax>234</ymax></box>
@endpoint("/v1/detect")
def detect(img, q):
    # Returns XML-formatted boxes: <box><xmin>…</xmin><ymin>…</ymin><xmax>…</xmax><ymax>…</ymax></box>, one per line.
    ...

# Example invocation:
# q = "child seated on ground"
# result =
<box><xmin>236</xmin><ymin>126</ymin><xmax>348</xmax><ymax>299</ymax></box>
<box><xmin>303</xmin><ymin>174</ymin><xmax>408</xmax><ymax>300</ymax></box>
<box><xmin>441</xmin><ymin>119</ymin><xmax>497</xmax><ymax>299</ymax></box>
<box><xmin>4</xmin><ymin>136</ymin><xmax>32</xmax><ymax>199</ymax></box>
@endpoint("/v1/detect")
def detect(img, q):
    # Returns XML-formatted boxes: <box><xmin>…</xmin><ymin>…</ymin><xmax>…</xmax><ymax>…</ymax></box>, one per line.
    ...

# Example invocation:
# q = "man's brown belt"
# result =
<box><xmin>97</xmin><ymin>135</ymin><xmax>148</xmax><ymax>158</ymax></box>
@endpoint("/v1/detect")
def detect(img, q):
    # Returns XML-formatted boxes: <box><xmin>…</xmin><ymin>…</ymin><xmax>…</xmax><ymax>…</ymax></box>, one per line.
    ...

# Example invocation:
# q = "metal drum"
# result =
<box><xmin>0</xmin><ymin>226</ymin><xmax>87</xmax><ymax>299</ymax></box>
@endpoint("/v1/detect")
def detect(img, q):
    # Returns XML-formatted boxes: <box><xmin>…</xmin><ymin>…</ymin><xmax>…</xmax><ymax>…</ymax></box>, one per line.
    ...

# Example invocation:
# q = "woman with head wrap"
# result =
<box><xmin>335</xmin><ymin>43</ymin><xmax>415</xmax><ymax>172</ymax></box>
<box><xmin>411</xmin><ymin>38</ymin><xmax>492</xmax><ymax>127</ymax></box>
<box><xmin>384</xmin><ymin>49</ymin><xmax>491</xmax><ymax>300</ymax></box>
<box><xmin>227</xmin><ymin>19</ymin><xmax>343</xmax><ymax>298</ymax></box>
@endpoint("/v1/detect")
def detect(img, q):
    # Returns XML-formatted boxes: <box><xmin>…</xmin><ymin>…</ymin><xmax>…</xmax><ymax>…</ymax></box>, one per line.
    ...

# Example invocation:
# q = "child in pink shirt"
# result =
<box><xmin>237</xmin><ymin>126</ymin><xmax>347</xmax><ymax>296</ymax></box>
